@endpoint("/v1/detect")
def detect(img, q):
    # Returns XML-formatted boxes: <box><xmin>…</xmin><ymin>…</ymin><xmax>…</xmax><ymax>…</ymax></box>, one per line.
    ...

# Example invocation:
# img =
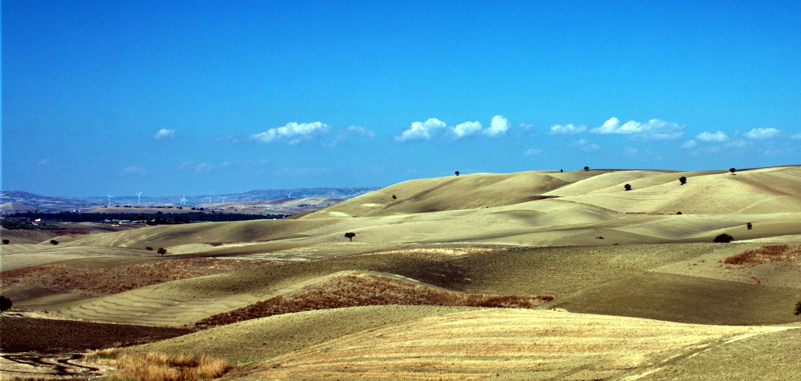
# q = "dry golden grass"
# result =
<box><xmin>1</xmin><ymin>258</ymin><xmax>276</xmax><ymax>296</ymax></box>
<box><xmin>196</xmin><ymin>272</ymin><xmax>552</xmax><ymax>329</ymax></box>
<box><xmin>724</xmin><ymin>244</ymin><xmax>801</xmax><ymax>266</ymax></box>
<box><xmin>91</xmin><ymin>349</ymin><xmax>231</xmax><ymax>381</ymax></box>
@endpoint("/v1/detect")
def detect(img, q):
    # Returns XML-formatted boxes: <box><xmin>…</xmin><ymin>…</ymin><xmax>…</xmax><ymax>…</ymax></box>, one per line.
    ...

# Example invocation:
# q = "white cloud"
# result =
<box><xmin>153</xmin><ymin>129</ymin><xmax>176</xmax><ymax>140</ymax></box>
<box><xmin>452</xmin><ymin>121</ymin><xmax>483</xmax><ymax>138</ymax></box>
<box><xmin>623</xmin><ymin>147</ymin><xmax>638</xmax><ymax>155</ymax></box>
<box><xmin>524</xmin><ymin>148</ymin><xmax>543</xmax><ymax>156</ymax></box>
<box><xmin>346</xmin><ymin>125</ymin><xmax>375</xmax><ymax>139</ymax></box>
<box><xmin>549</xmin><ymin>123</ymin><xmax>587</xmax><ymax>135</ymax></box>
<box><xmin>570</xmin><ymin>139</ymin><xmax>601</xmax><ymax>152</ymax></box>
<box><xmin>696</xmin><ymin>131</ymin><xmax>728</xmax><ymax>142</ymax></box>
<box><xmin>590</xmin><ymin>117</ymin><xmax>684</xmax><ymax>140</ymax></box>
<box><xmin>37</xmin><ymin>158</ymin><xmax>51</xmax><ymax>165</ymax></box>
<box><xmin>791</xmin><ymin>133</ymin><xmax>801</xmax><ymax>140</ymax></box>
<box><xmin>122</xmin><ymin>166</ymin><xmax>146</xmax><ymax>174</ymax></box>
<box><xmin>519</xmin><ymin>123</ymin><xmax>534</xmax><ymax>131</ymax></box>
<box><xmin>395</xmin><ymin>118</ymin><xmax>447</xmax><ymax>142</ymax></box>
<box><xmin>745</xmin><ymin>127</ymin><xmax>781</xmax><ymax>139</ymax></box>
<box><xmin>485</xmin><ymin>115</ymin><xmax>509</xmax><ymax>136</ymax></box>
<box><xmin>681</xmin><ymin>140</ymin><xmax>697</xmax><ymax>149</ymax></box>
<box><xmin>251</xmin><ymin>122</ymin><xmax>330</xmax><ymax>144</ymax></box>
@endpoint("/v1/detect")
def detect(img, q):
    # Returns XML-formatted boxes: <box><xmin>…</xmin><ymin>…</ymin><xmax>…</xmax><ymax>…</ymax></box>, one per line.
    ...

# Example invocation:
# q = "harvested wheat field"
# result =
<box><xmin>2</xmin><ymin>167</ymin><xmax>800</xmax><ymax>380</ymax></box>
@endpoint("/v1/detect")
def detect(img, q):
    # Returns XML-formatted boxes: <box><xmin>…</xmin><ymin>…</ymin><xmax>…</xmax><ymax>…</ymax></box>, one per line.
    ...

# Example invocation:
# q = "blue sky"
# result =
<box><xmin>3</xmin><ymin>0</ymin><xmax>800</xmax><ymax>197</ymax></box>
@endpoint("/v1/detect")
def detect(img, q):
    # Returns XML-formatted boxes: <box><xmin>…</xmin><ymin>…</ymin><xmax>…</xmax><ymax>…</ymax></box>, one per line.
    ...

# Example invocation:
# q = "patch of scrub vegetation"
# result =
<box><xmin>724</xmin><ymin>244</ymin><xmax>801</xmax><ymax>266</ymax></box>
<box><xmin>91</xmin><ymin>349</ymin><xmax>231</xmax><ymax>381</ymax></box>
<box><xmin>196</xmin><ymin>272</ymin><xmax>552</xmax><ymax>328</ymax></box>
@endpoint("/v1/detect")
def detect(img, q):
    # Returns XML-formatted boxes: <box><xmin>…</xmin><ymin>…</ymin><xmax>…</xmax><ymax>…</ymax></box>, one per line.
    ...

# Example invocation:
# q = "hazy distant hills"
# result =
<box><xmin>0</xmin><ymin>187</ymin><xmax>380</xmax><ymax>214</ymax></box>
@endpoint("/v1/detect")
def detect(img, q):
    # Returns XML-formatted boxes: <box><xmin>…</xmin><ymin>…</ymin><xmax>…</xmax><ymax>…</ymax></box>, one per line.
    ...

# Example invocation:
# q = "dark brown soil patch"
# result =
<box><xmin>1</xmin><ymin>258</ymin><xmax>279</xmax><ymax>296</ymax></box>
<box><xmin>0</xmin><ymin>315</ymin><xmax>191</xmax><ymax>353</ymax></box>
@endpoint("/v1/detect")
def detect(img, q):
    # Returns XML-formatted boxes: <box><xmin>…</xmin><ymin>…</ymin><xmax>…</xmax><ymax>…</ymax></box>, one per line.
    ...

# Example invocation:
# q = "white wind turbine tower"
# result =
<box><xmin>220</xmin><ymin>196</ymin><xmax>227</xmax><ymax>203</ymax></box>
<box><xmin>287</xmin><ymin>192</ymin><xmax>292</xmax><ymax>198</ymax></box>
<box><xmin>107</xmin><ymin>193</ymin><xmax>113</xmax><ymax>207</ymax></box>
<box><xmin>136</xmin><ymin>191</ymin><xmax>143</xmax><ymax>204</ymax></box>
<box><xmin>180</xmin><ymin>196</ymin><xmax>188</xmax><ymax>206</ymax></box>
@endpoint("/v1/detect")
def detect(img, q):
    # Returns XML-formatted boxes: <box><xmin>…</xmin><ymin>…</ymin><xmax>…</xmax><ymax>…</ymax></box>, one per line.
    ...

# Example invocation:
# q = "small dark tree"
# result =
<box><xmin>455</xmin><ymin>171</ymin><xmax>460</xmax><ymax>176</ymax></box>
<box><xmin>344</xmin><ymin>232</ymin><xmax>356</xmax><ymax>242</ymax></box>
<box><xmin>729</xmin><ymin>167</ymin><xmax>736</xmax><ymax>175</ymax></box>
<box><xmin>145</xmin><ymin>246</ymin><xmax>154</xmax><ymax>251</ymax></box>
<box><xmin>392</xmin><ymin>195</ymin><xmax>397</xmax><ymax>200</ymax></box>
<box><xmin>746</xmin><ymin>222</ymin><xmax>753</xmax><ymax>230</ymax></box>
<box><xmin>50</xmin><ymin>239</ymin><xmax>59</xmax><ymax>245</ymax></box>
<box><xmin>679</xmin><ymin>176</ymin><xmax>687</xmax><ymax>185</ymax></box>
<box><xmin>624</xmin><ymin>184</ymin><xmax>632</xmax><ymax>191</ymax></box>
<box><xmin>0</xmin><ymin>295</ymin><xmax>12</xmax><ymax>313</ymax></box>
<box><xmin>676</xmin><ymin>211</ymin><xmax>683</xmax><ymax>215</ymax></box>
<box><xmin>584</xmin><ymin>166</ymin><xmax>590</xmax><ymax>171</ymax></box>
<box><xmin>713</xmin><ymin>233</ymin><xmax>734</xmax><ymax>243</ymax></box>
<box><xmin>157</xmin><ymin>247</ymin><xmax>167</xmax><ymax>256</ymax></box>
<box><xmin>795</xmin><ymin>300</ymin><xmax>801</xmax><ymax>316</ymax></box>
<box><xmin>2</xmin><ymin>239</ymin><xmax>9</xmax><ymax>245</ymax></box>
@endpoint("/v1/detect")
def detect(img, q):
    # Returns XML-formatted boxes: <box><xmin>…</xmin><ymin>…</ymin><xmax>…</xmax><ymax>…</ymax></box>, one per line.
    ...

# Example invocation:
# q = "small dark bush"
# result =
<box><xmin>455</xmin><ymin>171</ymin><xmax>460</xmax><ymax>176</ymax></box>
<box><xmin>344</xmin><ymin>232</ymin><xmax>356</xmax><ymax>242</ymax></box>
<box><xmin>676</xmin><ymin>211</ymin><xmax>683</xmax><ymax>215</ymax></box>
<box><xmin>392</xmin><ymin>195</ymin><xmax>397</xmax><ymax>199</ymax></box>
<box><xmin>0</xmin><ymin>295</ymin><xmax>12</xmax><ymax>312</ymax></box>
<box><xmin>584</xmin><ymin>166</ymin><xmax>590</xmax><ymax>171</ymax></box>
<box><xmin>714</xmin><ymin>233</ymin><xmax>734</xmax><ymax>243</ymax></box>
<box><xmin>747</xmin><ymin>222</ymin><xmax>753</xmax><ymax>230</ymax></box>
<box><xmin>729</xmin><ymin>167</ymin><xmax>736</xmax><ymax>175</ymax></box>
<box><xmin>795</xmin><ymin>300</ymin><xmax>801</xmax><ymax>316</ymax></box>
<box><xmin>679</xmin><ymin>176</ymin><xmax>687</xmax><ymax>185</ymax></box>
<box><xmin>624</xmin><ymin>184</ymin><xmax>632</xmax><ymax>191</ymax></box>
<box><xmin>145</xmin><ymin>246</ymin><xmax>153</xmax><ymax>251</ymax></box>
<box><xmin>157</xmin><ymin>247</ymin><xmax>167</xmax><ymax>256</ymax></box>
<box><xmin>2</xmin><ymin>239</ymin><xmax>9</xmax><ymax>245</ymax></box>
<box><xmin>50</xmin><ymin>239</ymin><xmax>59</xmax><ymax>245</ymax></box>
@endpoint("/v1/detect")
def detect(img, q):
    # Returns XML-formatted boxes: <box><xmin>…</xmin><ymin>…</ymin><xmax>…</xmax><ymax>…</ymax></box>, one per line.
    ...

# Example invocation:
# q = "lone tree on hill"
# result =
<box><xmin>747</xmin><ymin>222</ymin><xmax>753</xmax><ymax>230</ymax></box>
<box><xmin>679</xmin><ymin>176</ymin><xmax>687</xmax><ymax>185</ymax></box>
<box><xmin>584</xmin><ymin>166</ymin><xmax>590</xmax><ymax>171</ymax></box>
<box><xmin>0</xmin><ymin>295</ymin><xmax>12</xmax><ymax>313</ymax></box>
<box><xmin>455</xmin><ymin>171</ymin><xmax>460</xmax><ymax>176</ymax></box>
<box><xmin>344</xmin><ymin>232</ymin><xmax>356</xmax><ymax>242</ymax></box>
<box><xmin>50</xmin><ymin>239</ymin><xmax>59</xmax><ymax>245</ymax></box>
<box><xmin>392</xmin><ymin>195</ymin><xmax>397</xmax><ymax>199</ymax></box>
<box><xmin>624</xmin><ymin>184</ymin><xmax>632</xmax><ymax>191</ymax></box>
<box><xmin>2</xmin><ymin>239</ymin><xmax>8</xmax><ymax>245</ymax></box>
<box><xmin>729</xmin><ymin>167</ymin><xmax>736</xmax><ymax>175</ymax></box>
<box><xmin>157</xmin><ymin>247</ymin><xmax>167</xmax><ymax>256</ymax></box>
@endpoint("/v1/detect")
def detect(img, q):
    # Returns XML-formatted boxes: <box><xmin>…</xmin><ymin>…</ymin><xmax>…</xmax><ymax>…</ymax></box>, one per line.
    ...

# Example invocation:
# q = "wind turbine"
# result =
<box><xmin>136</xmin><ymin>191</ymin><xmax>143</xmax><ymax>204</ymax></box>
<box><xmin>220</xmin><ymin>196</ymin><xmax>227</xmax><ymax>203</ymax></box>
<box><xmin>107</xmin><ymin>193</ymin><xmax>113</xmax><ymax>207</ymax></box>
<box><xmin>287</xmin><ymin>192</ymin><xmax>292</xmax><ymax>198</ymax></box>
<box><xmin>180</xmin><ymin>196</ymin><xmax>188</xmax><ymax>206</ymax></box>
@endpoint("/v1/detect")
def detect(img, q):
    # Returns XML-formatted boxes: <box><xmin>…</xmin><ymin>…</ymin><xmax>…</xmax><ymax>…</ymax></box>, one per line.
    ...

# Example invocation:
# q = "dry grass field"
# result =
<box><xmin>1</xmin><ymin>166</ymin><xmax>800</xmax><ymax>380</ymax></box>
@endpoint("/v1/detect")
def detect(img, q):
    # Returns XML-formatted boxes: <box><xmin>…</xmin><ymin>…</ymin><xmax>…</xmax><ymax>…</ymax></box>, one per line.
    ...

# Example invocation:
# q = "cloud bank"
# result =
<box><xmin>395</xmin><ymin>115</ymin><xmax>509</xmax><ymax>141</ymax></box>
<box><xmin>590</xmin><ymin>117</ymin><xmax>684</xmax><ymax>140</ymax></box>
<box><xmin>251</xmin><ymin>122</ymin><xmax>330</xmax><ymax>144</ymax></box>
<box><xmin>153</xmin><ymin>129</ymin><xmax>176</xmax><ymax>140</ymax></box>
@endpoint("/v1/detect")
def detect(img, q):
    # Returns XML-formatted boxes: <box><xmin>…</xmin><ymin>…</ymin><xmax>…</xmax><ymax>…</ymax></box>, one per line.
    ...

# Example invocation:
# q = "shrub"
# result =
<box><xmin>0</xmin><ymin>295</ymin><xmax>12</xmax><ymax>312</ymax></box>
<box><xmin>713</xmin><ymin>233</ymin><xmax>734</xmax><ymax>243</ymax></box>
<box><xmin>157</xmin><ymin>247</ymin><xmax>167</xmax><ymax>256</ymax></box>
<box><xmin>145</xmin><ymin>246</ymin><xmax>153</xmax><ymax>251</ymax></box>
<box><xmin>455</xmin><ymin>171</ymin><xmax>460</xmax><ymax>176</ymax></box>
<box><xmin>96</xmin><ymin>351</ymin><xmax>231</xmax><ymax>381</ymax></box>
<box><xmin>392</xmin><ymin>195</ymin><xmax>397</xmax><ymax>199</ymax></box>
<box><xmin>624</xmin><ymin>184</ymin><xmax>632</xmax><ymax>191</ymax></box>
<box><xmin>729</xmin><ymin>167</ymin><xmax>736</xmax><ymax>175</ymax></box>
<box><xmin>2</xmin><ymin>239</ymin><xmax>9</xmax><ymax>245</ymax></box>
<box><xmin>679</xmin><ymin>176</ymin><xmax>687</xmax><ymax>185</ymax></box>
<box><xmin>747</xmin><ymin>222</ymin><xmax>753</xmax><ymax>230</ymax></box>
<box><xmin>676</xmin><ymin>211</ymin><xmax>682</xmax><ymax>215</ymax></box>
<box><xmin>584</xmin><ymin>166</ymin><xmax>590</xmax><ymax>171</ymax></box>
<box><xmin>344</xmin><ymin>232</ymin><xmax>356</xmax><ymax>242</ymax></box>
<box><xmin>795</xmin><ymin>300</ymin><xmax>801</xmax><ymax>316</ymax></box>
<box><xmin>50</xmin><ymin>239</ymin><xmax>59</xmax><ymax>245</ymax></box>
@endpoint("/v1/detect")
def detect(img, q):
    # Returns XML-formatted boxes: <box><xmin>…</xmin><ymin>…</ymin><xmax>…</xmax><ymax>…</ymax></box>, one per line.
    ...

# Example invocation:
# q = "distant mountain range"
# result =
<box><xmin>0</xmin><ymin>187</ymin><xmax>380</xmax><ymax>214</ymax></box>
